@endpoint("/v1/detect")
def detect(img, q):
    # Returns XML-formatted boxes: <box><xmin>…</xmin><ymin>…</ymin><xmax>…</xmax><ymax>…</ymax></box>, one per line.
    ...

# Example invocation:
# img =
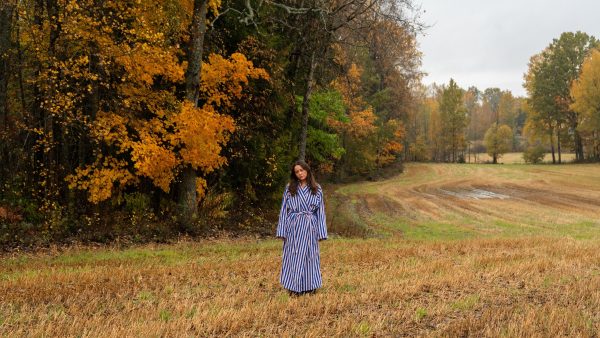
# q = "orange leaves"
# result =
<box><xmin>384</xmin><ymin>141</ymin><xmax>403</xmax><ymax>154</ymax></box>
<box><xmin>346</xmin><ymin>108</ymin><xmax>378</xmax><ymax>138</ymax></box>
<box><xmin>331</xmin><ymin>63</ymin><xmax>366</xmax><ymax>112</ymax></box>
<box><xmin>69</xmin><ymin>51</ymin><xmax>267</xmax><ymax>203</ymax></box>
<box><xmin>377</xmin><ymin>120</ymin><xmax>405</xmax><ymax>166</ymax></box>
<box><xmin>67</xmin><ymin>157</ymin><xmax>138</xmax><ymax>204</ymax></box>
<box><xmin>130</xmin><ymin>125</ymin><xmax>178</xmax><ymax>193</ymax></box>
<box><xmin>329</xmin><ymin>62</ymin><xmax>376</xmax><ymax>138</ymax></box>
<box><xmin>116</xmin><ymin>44</ymin><xmax>184</xmax><ymax>86</ymax></box>
<box><xmin>48</xmin><ymin>0</ymin><xmax>268</xmax><ymax>204</ymax></box>
<box><xmin>200</xmin><ymin>53</ymin><xmax>269</xmax><ymax>109</ymax></box>
<box><xmin>92</xmin><ymin>112</ymin><xmax>131</xmax><ymax>151</ymax></box>
<box><xmin>170</xmin><ymin>102</ymin><xmax>235</xmax><ymax>173</ymax></box>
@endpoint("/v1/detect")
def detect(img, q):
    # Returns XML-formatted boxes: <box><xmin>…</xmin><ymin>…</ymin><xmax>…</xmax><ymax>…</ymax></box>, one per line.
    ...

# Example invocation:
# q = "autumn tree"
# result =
<box><xmin>484</xmin><ymin>123</ymin><xmax>513</xmax><ymax>164</ymax></box>
<box><xmin>571</xmin><ymin>48</ymin><xmax>600</xmax><ymax>160</ymax></box>
<box><xmin>329</xmin><ymin>63</ymin><xmax>379</xmax><ymax>176</ymax></box>
<box><xmin>525</xmin><ymin>31</ymin><xmax>599</xmax><ymax>163</ymax></box>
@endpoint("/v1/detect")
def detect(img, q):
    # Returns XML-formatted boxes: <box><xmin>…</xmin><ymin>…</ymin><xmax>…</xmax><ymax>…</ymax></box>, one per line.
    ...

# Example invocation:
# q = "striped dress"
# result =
<box><xmin>276</xmin><ymin>184</ymin><xmax>328</xmax><ymax>293</ymax></box>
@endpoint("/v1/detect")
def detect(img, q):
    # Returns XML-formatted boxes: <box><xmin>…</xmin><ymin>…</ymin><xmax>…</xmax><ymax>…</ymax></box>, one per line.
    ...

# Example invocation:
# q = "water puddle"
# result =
<box><xmin>438</xmin><ymin>188</ymin><xmax>510</xmax><ymax>200</ymax></box>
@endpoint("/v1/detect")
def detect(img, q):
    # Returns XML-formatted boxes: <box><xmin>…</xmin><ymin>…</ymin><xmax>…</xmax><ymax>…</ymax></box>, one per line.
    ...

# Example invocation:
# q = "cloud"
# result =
<box><xmin>418</xmin><ymin>0</ymin><xmax>600</xmax><ymax>97</ymax></box>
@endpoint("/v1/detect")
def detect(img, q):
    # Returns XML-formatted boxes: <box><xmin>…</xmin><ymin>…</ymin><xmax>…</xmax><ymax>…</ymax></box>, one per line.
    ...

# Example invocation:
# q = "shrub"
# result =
<box><xmin>523</xmin><ymin>145</ymin><xmax>546</xmax><ymax>164</ymax></box>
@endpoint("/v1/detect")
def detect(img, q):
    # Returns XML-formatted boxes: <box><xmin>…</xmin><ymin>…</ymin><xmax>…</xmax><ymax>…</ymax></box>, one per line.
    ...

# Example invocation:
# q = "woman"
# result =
<box><xmin>276</xmin><ymin>160</ymin><xmax>327</xmax><ymax>295</ymax></box>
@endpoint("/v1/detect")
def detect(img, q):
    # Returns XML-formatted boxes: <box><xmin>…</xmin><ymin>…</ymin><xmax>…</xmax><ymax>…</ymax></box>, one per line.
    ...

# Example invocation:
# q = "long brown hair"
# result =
<box><xmin>288</xmin><ymin>160</ymin><xmax>318</xmax><ymax>195</ymax></box>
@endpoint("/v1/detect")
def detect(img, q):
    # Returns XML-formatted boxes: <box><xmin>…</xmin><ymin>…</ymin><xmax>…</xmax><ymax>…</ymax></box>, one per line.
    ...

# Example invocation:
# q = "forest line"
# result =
<box><xmin>1</xmin><ymin>1</ymin><xmax>599</xmax><ymax>247</ymax></box>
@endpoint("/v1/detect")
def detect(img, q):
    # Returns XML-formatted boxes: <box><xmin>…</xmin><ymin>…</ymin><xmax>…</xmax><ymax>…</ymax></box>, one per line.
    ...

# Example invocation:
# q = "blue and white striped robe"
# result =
<box><xmin>276</xmin><ymin>184</ymin><xmax>328</xmax><ymax>292</ymax></box>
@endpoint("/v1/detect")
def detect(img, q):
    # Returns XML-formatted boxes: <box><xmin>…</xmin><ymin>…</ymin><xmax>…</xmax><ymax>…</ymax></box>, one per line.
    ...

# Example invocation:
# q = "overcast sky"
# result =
<box><xmin>417</xmin><ymin>0</ymin><xmax>600</xmax><ymax>97</ymax></box>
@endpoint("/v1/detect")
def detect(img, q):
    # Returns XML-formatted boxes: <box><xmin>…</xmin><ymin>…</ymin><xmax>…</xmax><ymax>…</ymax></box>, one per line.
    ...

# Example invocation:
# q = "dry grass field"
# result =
<box><xmin>333</xmin><ymin>163</ymin><xmax>600</xmax><ymax>240</ymax></box>
<box><xmin>2</xmin><ymin>163</ymin><xmax>600</xmax><ymax>337</ymax></box>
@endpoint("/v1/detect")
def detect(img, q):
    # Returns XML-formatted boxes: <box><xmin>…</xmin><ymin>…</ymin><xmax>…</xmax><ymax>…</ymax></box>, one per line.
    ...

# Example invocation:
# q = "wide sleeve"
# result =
<box><xmin>316</xmin><ymin>187</ymin><xmax>328</xmax><ymax>240</ymax></box>
<box><xmin>276</xmin><ymin>186</ymin><xmax>289</xmax><ymax>238</ymax></box>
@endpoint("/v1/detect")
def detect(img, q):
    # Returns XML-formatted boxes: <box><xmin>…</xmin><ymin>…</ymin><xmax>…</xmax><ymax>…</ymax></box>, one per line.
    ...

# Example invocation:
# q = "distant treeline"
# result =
<box><xmin>2</xmin><ymin>1</ymin><xmax>599</xmax><ymax>247</ymax></box>
<box><xmin>405</xmin><ymin>31</ymin><xmax>600</xmax><ymax>165</ymax></box>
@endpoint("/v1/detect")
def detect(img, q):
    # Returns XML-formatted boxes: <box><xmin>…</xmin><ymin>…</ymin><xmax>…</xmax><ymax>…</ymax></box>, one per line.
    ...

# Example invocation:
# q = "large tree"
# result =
<box><xmin>439</xmin><ymin>79</ymin><xmax>467</xmax><ymax>162</ymax></box>
<box><xmin>571</xmin><ymin>47</ymin><xmax>600</xmax><ymax>160</ymax></box>
<box><xmin>525</xmin><ymin>31</ymin><xmax>599</xmax><ymax>162</ymax></box>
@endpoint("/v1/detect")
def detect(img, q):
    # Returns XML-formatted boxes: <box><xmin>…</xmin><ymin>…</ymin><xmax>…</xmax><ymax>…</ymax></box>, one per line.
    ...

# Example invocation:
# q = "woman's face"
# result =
<box><xmin>294</xmin><ymin>165</ymin><xmax>308</xmax><ymax>182</ymax></box>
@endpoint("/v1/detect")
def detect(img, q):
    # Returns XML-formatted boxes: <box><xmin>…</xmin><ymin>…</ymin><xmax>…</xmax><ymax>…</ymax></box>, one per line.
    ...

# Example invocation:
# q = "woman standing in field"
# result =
<box><xmin>276</xmin><ymin>160</ymin><xmax>328</xmax><ymax>295</ymax></box>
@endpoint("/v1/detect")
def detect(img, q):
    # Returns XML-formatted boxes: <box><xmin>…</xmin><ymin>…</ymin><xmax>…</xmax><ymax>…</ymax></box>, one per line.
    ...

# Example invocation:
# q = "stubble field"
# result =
<box><xmin>2</xmin><ymin>163</ymin><xmax>600</xmax><ymax>337</ymax></box>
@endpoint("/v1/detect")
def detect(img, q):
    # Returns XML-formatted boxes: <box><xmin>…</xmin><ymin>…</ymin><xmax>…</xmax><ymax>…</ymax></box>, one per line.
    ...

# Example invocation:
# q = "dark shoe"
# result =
<box><xmin>288</xmin><ymin>290</ymin><xmax>302</xmax><ymax>297</ymax></box>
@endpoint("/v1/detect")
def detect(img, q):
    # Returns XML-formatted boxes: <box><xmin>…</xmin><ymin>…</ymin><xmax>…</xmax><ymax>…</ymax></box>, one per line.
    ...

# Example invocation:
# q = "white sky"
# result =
<box><xmin>417</xmin><ymin>0</ymin><xmax>600</xmax><ymax>97</ymax></box>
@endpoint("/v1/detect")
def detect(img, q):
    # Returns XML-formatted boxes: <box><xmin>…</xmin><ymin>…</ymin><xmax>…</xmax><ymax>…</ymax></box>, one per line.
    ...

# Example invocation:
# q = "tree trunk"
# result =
<box><xmin>15</xmin><ymin>8</ymin><xmax>26</xmax><ymax>114</ymax></box>
<box><xmin>0</xmin><ymin>2</ymin><xmax>15</xmax><ymax>131</ymax></box>
<box><xmin>467</xmin><ymin>142</ymin><xmax>471</xmax><ymax>163</ymax></box>
<box><xmin>184</xmin><ymin>0</ymin><xmax>208</xmax><ymax>104</ymax></box>
<box><xmin>574</xmin><ymin>129</ymin><xmax>584</xmax><ymax>162</ymax></box>
<box><xmin>595</xmin><ymin>131</ymin><xmax>600</xmax><ymax>161</ymax></box>
<box><xmin>179</xmin><ymin>0</ymin><xmax>208</xmax><ymax>226</ymax></box>
<box><xmin>549</xmin><ymin>127</ymin><xmax>555</xmax><ymax>164</ymax></box>
<box><xmin>557</xmin><ymin>130</ymin><xmax>562</xmax><ymax>164</ymax></box>
<box><xmin>298</xmin><ymin>51</ymin><xmax>316</xmax><ymax>162</ymax></box>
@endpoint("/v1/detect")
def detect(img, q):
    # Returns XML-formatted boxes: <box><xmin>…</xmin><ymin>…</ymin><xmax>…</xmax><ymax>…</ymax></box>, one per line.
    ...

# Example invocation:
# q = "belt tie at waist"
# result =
<box><xmin>290</xmin><ymin>211</ymin><xmax>313</xmax><ymax>216</ymax></box>
<box><xmin>288</xmin><ymin>211</ymin><xmax>316</xmax><ymax>256</ymax></box>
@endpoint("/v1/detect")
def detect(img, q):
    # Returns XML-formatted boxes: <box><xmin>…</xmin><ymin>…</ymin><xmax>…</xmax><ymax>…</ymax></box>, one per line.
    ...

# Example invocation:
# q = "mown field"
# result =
<box><xmin>2</xmin><ymin>163</ymin><xmax>600</xmax><ymax>337</ymax></box>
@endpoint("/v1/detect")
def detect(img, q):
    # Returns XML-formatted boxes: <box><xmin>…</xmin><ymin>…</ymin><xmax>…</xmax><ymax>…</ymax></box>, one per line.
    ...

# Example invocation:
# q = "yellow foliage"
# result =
<box><xmin>67</xmin><ymin>157</ymin><xmax>138</xmax><ymax>204</ymax></box>
<box><xmin>116</xmin><ymin>46</ymin><xmax>184</xmax><ymax>86</ymax></box>
<box><xmin>571</xmin><ymin>48</ymin><xmax>600</xmax><ymax>131</ymax></box>
<box><xmin>92</xmin><ymin>113</ymin><xmax>131</xmax><ymax>152</ymax></box>
<box><xmin>130</xmin><ymin>124</ymin><xmax>179</xmax><ymax>192</ymax></box>
<box><xmin>201</xmin><ymin>53</ymin><xmax>270</xmax><ymax>109</ymax></box>
<box><xmin>208</xmin><ymin>0</ymin><xmax>222</xmax><ymax>16</ymax></box>
<box><xmin>196</xmin><ymin>177</ymin><xmax>208</xmax><ymax>200</ymax></box>
<box><xmin>170</xmin><ymin>102</ymin><xmax>235</xmax><ymax>172</ymax></box>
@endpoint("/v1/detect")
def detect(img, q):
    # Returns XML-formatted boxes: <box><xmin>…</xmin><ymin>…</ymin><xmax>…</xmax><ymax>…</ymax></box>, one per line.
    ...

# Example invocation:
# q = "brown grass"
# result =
<box><xmin>2</xmin><ymin>163</ymin><xmax>600</xmax><ymax>336</ymax></box>
<box><xmin>335</xmin><ymin>163</ymin><xmax>600</xmax><ymax>238</ymax></box>
<box><xmin>1</xmin><ymin>238</ymin><xmax>599</xmax><ymax>337</ymax></box>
